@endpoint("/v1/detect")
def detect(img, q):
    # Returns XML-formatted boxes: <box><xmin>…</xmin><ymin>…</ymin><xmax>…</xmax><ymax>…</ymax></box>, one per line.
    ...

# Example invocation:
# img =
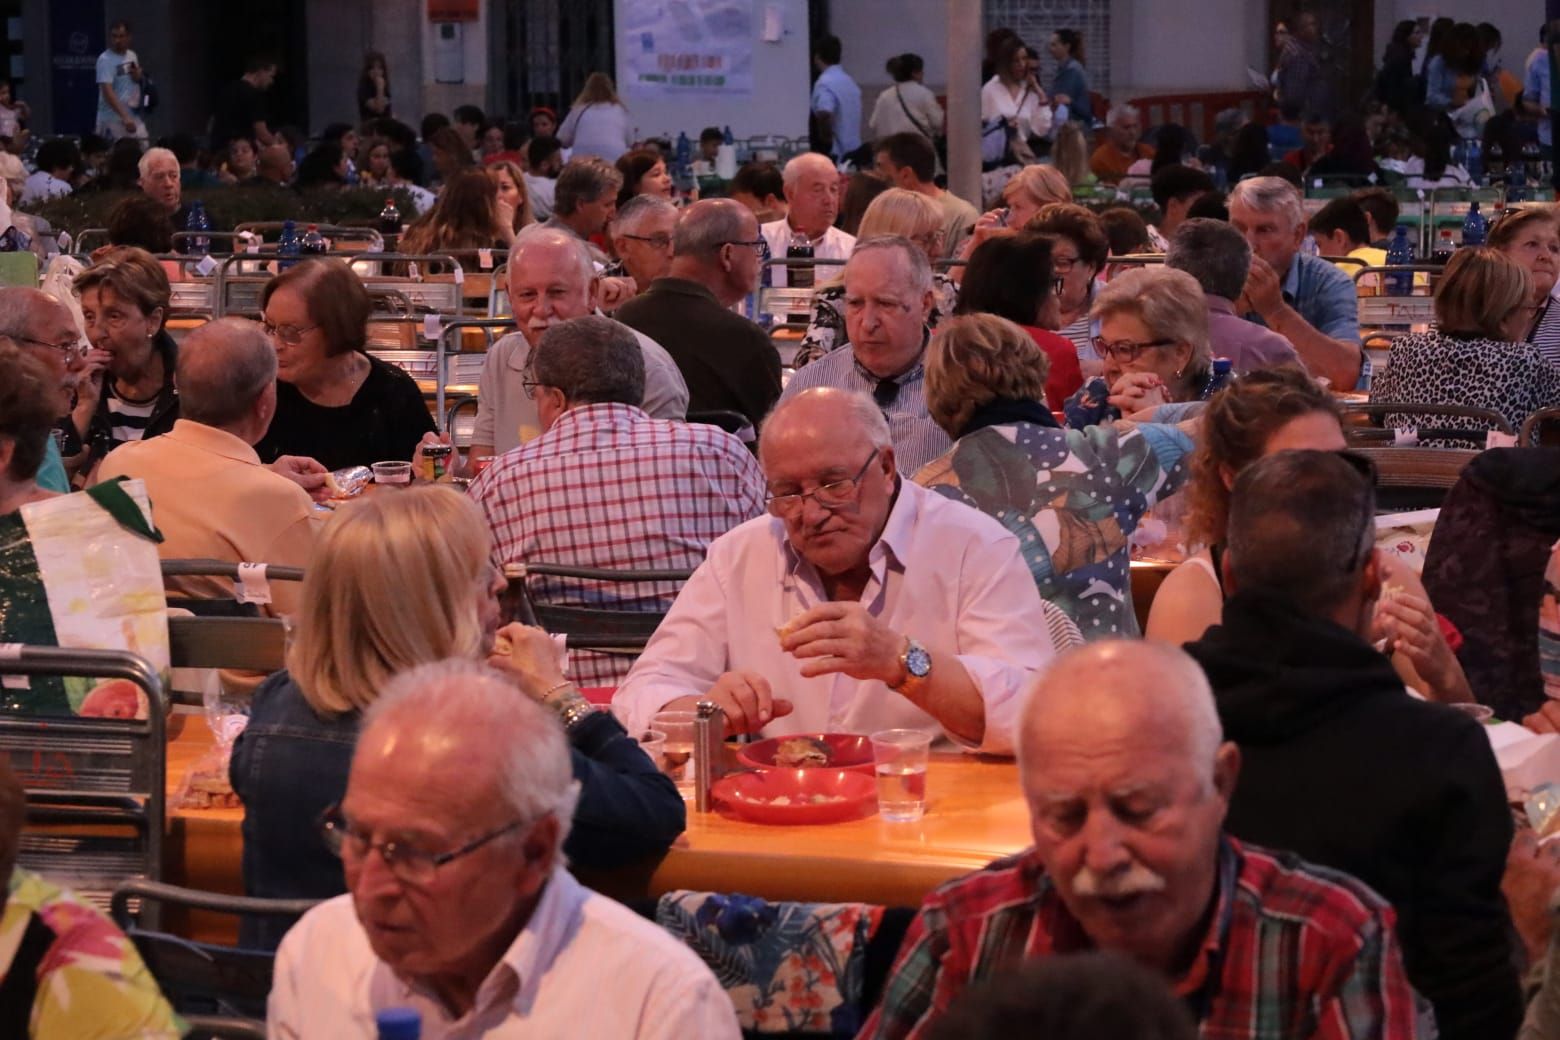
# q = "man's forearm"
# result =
<box><xmin>895</xmin><ymin>653</ymin><xmax>985</xmax><ymax>745</ymax></box>
<box><xmin>1264</xmin><ymin>302</ymin><xmax>1362</xmax><ymax>388</ymax></box>
<box><xmin>100</xmin><ymin>85</ymin><xmax>132</xmax><ymax>123</ymax></box>
<box><xmin>253</xmin><ymin>122</ymin><xmax>277</xmax><ymax>147</ymax></box>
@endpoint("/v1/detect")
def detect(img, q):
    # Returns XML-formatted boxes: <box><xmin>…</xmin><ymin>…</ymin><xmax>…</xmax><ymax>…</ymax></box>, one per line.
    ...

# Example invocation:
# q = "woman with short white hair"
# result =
<box><xmin>1063</xmin><ymin>265</ymin><xmax>1228</xmax><ymax>428</ymax></box>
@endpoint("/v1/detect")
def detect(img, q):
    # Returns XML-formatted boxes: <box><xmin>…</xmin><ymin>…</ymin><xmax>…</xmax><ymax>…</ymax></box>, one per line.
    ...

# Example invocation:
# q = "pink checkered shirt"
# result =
<box><xmin>469</xmin><ymin>402</ymin><xmax>766</xmax><ymax>685</ymax></box>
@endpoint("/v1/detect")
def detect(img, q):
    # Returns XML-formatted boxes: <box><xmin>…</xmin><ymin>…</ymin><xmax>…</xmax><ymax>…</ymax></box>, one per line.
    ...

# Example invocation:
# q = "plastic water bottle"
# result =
<box><xmin>722</xmin><ymin>125</ymin><xmax>734</xmax><ymax>146</ymax></box>
<box><xmin>1508</xmin><ymin>161</ymin><xmax>1528</xmax><ymax>203</ymax></box>
<box><xmin>375</xmin><ymin>1008</ymin><xmax>420</xmax><ymax>1040</ymax></box>
<box><xmin>675</xmin><ymin>131</ymin><xmax>692</xmax><ymax>178</ymax></box>
<box><xmin>786</xmin><ymin>228</ymin><xmax>814</xmax><ymax>288</ymax></box>
<box><xmin>185</xmin><ymin>200</ymin><xmax>210</xmax><ymax>256</ymax></box>
<box><xmin>1300</xmin><ymin>234</ymin><xmax>1320</xmax><ymax>257</ymax></box>
<box><xmin>300</xmin><ymin>223</ymin><xmax>327</xmax><ymax>256</ymax></box>
<box><xmin>378</xmin><ymin>197</ymin><xmax>401</xmax><ymax>251</ymax></box>
<box><xmin>1386</xmin><ymin>224</ymin><xmax>1414</xmax><ymax>296</ymax></box>
<box><xmin>1464</xmin><ymin>139</ymin><xmax>1484</xmax><ymax>185</ymax></box>
<box><xmin>1200</xmin><ymin>358</ymin><xmax>1233</xmax><ymax>400</ymax></box>
<box><xmin>758</xmin><ymin>233</ymin><xmax>772</xmax><ymax>289</ymax></box>
<box><xmin>1461</xmin><ymin>201</ymin><xmax>1487</xmax><ymax>247</ymax></box>
<box><xmin>277</xmin><ymin>219</ymin><xmax>301</xmax><ymax>270</ymax></box>
<box><xmin>1431</xmin><ymin>229</ymin><xmax>1455</xmax><ymax>264</ymax></box>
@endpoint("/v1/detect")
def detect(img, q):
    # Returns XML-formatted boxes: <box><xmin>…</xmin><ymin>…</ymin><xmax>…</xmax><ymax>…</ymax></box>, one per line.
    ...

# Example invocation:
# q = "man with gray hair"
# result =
<box><xmin>614</xmin><ymin>386</ymin><xmax>1051</xmax><ymax>750</ymax></box>
<box><xmin>270</xmin><ymin>659</ymin><xmax>738</xmax><ymax>1038</ymax></box>
<box><xmin>604</xmin><ymin>193</ymin><xmax>677</xmax><ymax>298</ymax></box>
<box><xmin>861</xmin><ymin>638</ymin><xmax>1420</xmax><ymax>1039</ymax></box>
<box><xmin>1186</xmin><ymin>450</ymin><xmax>1520</xmax><ymax>1037</ymax></box>
<box><xmin>1227</xmin><ymin>175</ymin><xmax>1362</xmax><ymax>389</ymax></box>
<box><xmin>471</xmin><ymin>315</ymin><xmax>764</xmax><ymax>685</ymax></box>
<box><xmin>1089</xmin><ymin>104</ymin><xmax>1153</xmax><ymax>183</ymax></box>
<box><xmin>616</xmin><ymin>198</ymin><xmax>782</xmax><ymax>428</ymax></box>
<box><xmin>1166</xmin><ymin>218</ymin><xmax>1299</xmax><ymax>373</ymax></box>
<box><xmin>759</xmin><ymin>152</ymin><xmax>856</xmax><ymax>288</ymax></box>
<box><xmin>96</xmin><ymin>318</ymin><xmax>317</xmax><ymax>617</ymax></box>
<box><xmin>542</xmin><ymin>157</ymin><xmax>623</xmax><ymax>264</ymax></box>
<box><xmin>466</xmin><ymin>225</ymin><xmax>687</xmax><ymax>460</ymax></box>
<box><xmin>780</xmin><ymin>235</ymin><xmax>950</xmax><ymax>473</ymax></box>
<box><xmin>138</xmin><ymin>146</ymin><xmax>184</xmax><ymax>220</ymax></box>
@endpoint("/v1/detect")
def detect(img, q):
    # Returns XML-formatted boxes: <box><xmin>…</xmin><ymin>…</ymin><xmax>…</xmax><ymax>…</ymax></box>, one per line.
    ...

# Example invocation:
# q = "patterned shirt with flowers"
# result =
<box><xmin>0</xmin><ymin>867</ymin><xmax>182</xmax><ymax>1038</ymax></box>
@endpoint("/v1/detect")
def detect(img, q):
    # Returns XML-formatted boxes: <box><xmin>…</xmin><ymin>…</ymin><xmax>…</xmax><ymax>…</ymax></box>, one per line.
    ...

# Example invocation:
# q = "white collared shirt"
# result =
<box><xmin>612</xmin><ymin>479</ymin><xmax>1052</xmax><ymax>754</ymax></box>
<box><xmin>760</xmin><ymin>219</ymin><xmax>856</xmax><ymax>289</ymax></box>
<box><xmin>472</xmin><ymin>316</ymin><xmax>689</xmax><ymax>452</ymax></box>
<box><xmin>269</xmin><ymin>869</ymin><xmax>739</xmax><ymax>1040</ymax></box>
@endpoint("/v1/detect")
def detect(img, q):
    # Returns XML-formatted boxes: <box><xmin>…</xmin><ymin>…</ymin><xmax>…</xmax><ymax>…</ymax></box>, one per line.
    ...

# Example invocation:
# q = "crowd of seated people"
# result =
<box><xmin>7</xmin><ymin>30</ymin><xmax>1560</xmax><ymax>1039</ymax></box>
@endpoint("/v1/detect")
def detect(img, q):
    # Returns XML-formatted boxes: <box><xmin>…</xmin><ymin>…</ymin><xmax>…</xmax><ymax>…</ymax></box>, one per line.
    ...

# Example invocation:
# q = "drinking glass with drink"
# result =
<box><xmin>870</xmin><ymin>728</ymin><xmax>932</xmax><ymax>822</ymax></box>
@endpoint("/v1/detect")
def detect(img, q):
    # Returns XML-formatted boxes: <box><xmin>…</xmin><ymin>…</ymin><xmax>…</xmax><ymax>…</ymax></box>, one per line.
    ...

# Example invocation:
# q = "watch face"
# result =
<box><xmin>906</xmin><ymin>643</ymin><xmax>932</xmax><ymax>678</ymax></box>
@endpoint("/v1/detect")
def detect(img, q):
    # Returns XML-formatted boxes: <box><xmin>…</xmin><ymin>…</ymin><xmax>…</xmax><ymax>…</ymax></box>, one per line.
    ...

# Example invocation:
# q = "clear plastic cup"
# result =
<box><xmin>871</xmin><ymin>729</ymin><xmax>933</xmax><ymax>822</ymax></box>
<box><xmin>652</xmin><ymin>711</ymin><xmax>699</xmax><ymax>797</ymax></box>
<box><xmin>371</xmin><ymin>460</ymin><xmax>412</xmax><ymax>485</ymax></box>
<box><xmin>637</xmin><ymin>728</ymin><xmax>667</xmax><ymax>767</ymax></box>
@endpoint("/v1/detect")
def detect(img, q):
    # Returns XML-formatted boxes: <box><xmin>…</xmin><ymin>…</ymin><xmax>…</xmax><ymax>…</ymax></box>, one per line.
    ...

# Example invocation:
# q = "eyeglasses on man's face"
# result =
<box><xmin>319</xmin><ymin>803</ymin><xmax>526</xmax><ymax>886</ymax></box>
<box><xmin>765</xmin><ymin>448</ymin><xmax>880</xmax><ymax>519</ymax></box>
<box><xmin>15</xmin><ymin>335</ymin><xmax>88</xmax><ymax>361</ymax></box>
<box><xmin>621</xmin><ymin>233</ymin><xmax>673</xmax><ymax>250</ymax></box>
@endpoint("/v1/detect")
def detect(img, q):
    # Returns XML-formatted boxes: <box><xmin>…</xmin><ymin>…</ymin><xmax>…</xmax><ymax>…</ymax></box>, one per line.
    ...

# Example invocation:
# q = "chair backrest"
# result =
<box><xmin>1341</xmin><ymin>401</ymin><xmax>1513</xmax><ymax>449</ymax></box>
<box><xmin>687</xmin><ymin>409</ymin><xmax>756</xmax><ymax>445</ymax></box>
<box><xmin>1352</xmin><ymin>445</ymin><xmax>1483</xmax><ymax>511</ymax></box>
<box><xmin>0</xmin><ymin>646</ymin><xmax>168</xmax><ymax>922</ymax></box>
<box><xmin>168</xmin><ymin>616</ymin><xmax>288</xmax><ymax>674</ymax></box>
<box><xmin>161</xmin><ymin>559</ymin><xmax>304</xmax><ymax>618</ymax></box>
<box><xmin>507</xmin><ymin>562</ymin><xmax>694</xmax><ymax>654</ymax></box>
<box><xmin>111</xmin><ymin>879</ymin><xmax>320</xmax><ymax>1021</ymax></box>
<box><xmin>1522</xmin><ymin>407</ymin><xmax>1560</xmax><ymax>447</ymax></box>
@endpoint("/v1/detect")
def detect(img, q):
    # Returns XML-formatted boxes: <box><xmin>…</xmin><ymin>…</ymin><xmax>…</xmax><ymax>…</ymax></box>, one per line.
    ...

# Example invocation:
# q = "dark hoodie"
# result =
<box><xmin>1186</xmin><ymin>590</ymin><xmax>1521</xmax><ymax>1040</ymax></box>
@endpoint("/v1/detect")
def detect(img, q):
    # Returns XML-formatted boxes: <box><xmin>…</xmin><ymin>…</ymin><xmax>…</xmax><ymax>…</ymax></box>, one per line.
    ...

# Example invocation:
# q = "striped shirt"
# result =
<box><xmin>779</xmin><ymin>344</ymin><xmax>953</xmax><ymax>475</ymax></box>
<box><xmin>859</xmin><ymin>838</ymin><xmax>1421</xmax><ymax>1040</ymax></box>
<box><xmin>1531</xmin><ymin>296</ymin><xmax>1560</xmax><ymax>370</ymax></box>
<box><xmin>104</xmin><ymin>385</ymin><xmax>159</xmax><ymax>447</ymax></box>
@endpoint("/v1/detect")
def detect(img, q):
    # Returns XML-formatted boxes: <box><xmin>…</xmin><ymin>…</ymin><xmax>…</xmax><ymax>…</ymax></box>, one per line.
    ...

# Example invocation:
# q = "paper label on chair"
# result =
<box><xmin>235</xmin><ymin>562</ymin><xmax>272</xmax><ymax>605</ymax></box>
<box><xmin>194</xmin><ymin>255</ymin><xmax>219</xmax><ymax>277</ymax></box>
<box><xmin>423</xmin><ymin>314</ymin><xmax>443</xmax><ymax>341</ymax></box>
<box><xmin>0</xmin><ymin>643</ymin><xmax>19</xmax><ymax>660</ymax></box>
<box><xmin>452</xmin><ymin>267</ymin><xmax>465</xmax><ymax>286</ymax></box>
<box><xmin>1487</xmin><ymin>430</ymin><xmax>1517</xmax><ymax>449</ymax></box>
<box><xmin>0</xmin><ymin>644</ymin><xmax>24</xmax><ymax>689</ymax></box>
<box><xmin>478</xmin><ymin>248</ymin><xmax>494</xmax><ymax>270</ymax></box>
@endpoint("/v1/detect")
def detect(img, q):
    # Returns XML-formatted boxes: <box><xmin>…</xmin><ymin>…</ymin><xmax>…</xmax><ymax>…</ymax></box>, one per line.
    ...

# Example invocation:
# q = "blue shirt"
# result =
<box><xmin>1245</xmin><ymin>252</ymin><xmax>1363</xmax><ymax>389</ymax></box>
<box><xmin>36</xmin><ymin>437</ymin><xmax>68</xmax><ymax>494</ymax></box>
<box><xmin>811</xmin><ymin>65</ymin><xmax>862</xmax><ymax>159</ymax></box>
<box><xmin>1526</xmin><ymin>48</ymin><xmax>1552</xmax><ymax>148</ymax></box>
<box><xmin>1425</xmin><ymin>55</ymin><xmax>1455</xmax><ymax>110</ymax></box>
<box><xmin>1051</xmin><ymin>59</ymin><xmax>1093</xmax><ymax>124</ymax></box>
<box><xmin>780</xmin><ymin>345</ymin><xmax>951</xmax><ymax>474</ymax></box>
<box><xmin>94</xmin><ymin>47</ymin><xmax>140</xmax><ymax>128</ymax></box>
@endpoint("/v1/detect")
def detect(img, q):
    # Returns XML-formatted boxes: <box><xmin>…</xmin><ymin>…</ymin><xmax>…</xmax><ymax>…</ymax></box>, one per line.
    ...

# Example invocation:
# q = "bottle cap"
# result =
<box><xmin>375</xmin><ymin>1007</ymin><xmax>421</xmax><ymax>1040</ymax></box>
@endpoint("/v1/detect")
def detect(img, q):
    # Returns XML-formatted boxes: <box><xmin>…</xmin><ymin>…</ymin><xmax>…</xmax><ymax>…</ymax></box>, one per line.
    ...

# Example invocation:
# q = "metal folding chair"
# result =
<box><xmin>0</xmin><ymin>646</ymin><xmax>168</xmax><ymax>923</ymax></box>
<box><xmin>1340</xmin><ymin>402</ymin><xmax>1512</xmax><ymax>448</ymax></box>
<box><xmin>1353</xmin><ymin>444</ymin><xmax>1485</xmax><ymax>512</ymax></box>
<box><xmin>1521</xmin><ymin>407</ymin><xmax>1560</xmax><ymax>447</ymax></box>
<box><xmin>506</xmin><ymin>562</ymin><xmax>694</xmax><ymax>655</ymax></box>
<box><xmin>160</xmin><ymin>558</ymin><xmax>304</xmax><ymax>618</ymax></box>
<box><xmin>111</xmin><ymin>879</ymin><xmax>319</xmax><ymax>1023</ymax></box>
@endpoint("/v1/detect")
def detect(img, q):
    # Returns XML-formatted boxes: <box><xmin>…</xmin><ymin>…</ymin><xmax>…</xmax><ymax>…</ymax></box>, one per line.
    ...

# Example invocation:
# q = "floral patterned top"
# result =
<box><xmin>915</xmin><ymin>419</ymin><xmax>1193</xmax><ymax>638</ymax></box>
<box><xmin>792</xmin><ymin>273</ymin><xmax>960</xmax><ymax>369</ymax></box>
<box><xmin>0</xmin><ymin>868</ymin><xmax>182</xmax><ymax>1038</ymax></box>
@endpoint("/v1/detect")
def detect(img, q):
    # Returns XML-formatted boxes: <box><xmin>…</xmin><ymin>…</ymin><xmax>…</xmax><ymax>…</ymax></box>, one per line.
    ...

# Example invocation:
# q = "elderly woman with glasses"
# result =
<box><xmin>915</xmin><ymin>313</ymin><xmax>1194</xmax><ymax>638</ymax></box>
<box><xmin>232</xmin><ymin>484</ymin><xmax>685</xmax><ymax>949</ymax></box>
<box><xmin>253</xmin><ymin>258</ymin><xmax>434</xmax><ymax>471</ymax></box>
<box><xmin>70</xmin><ymin>246</ymin><xmax>178</xmax><ymax>473</ymax></box>
<box><xmin>1062</xmin><ymin>265</ymin><xmax>1230</xmax><ymax>429</ymax></box>
<box><xmin>794</xmin><ymin>188</ymin><xmax>959</xmax><ymax>368</ymax></box>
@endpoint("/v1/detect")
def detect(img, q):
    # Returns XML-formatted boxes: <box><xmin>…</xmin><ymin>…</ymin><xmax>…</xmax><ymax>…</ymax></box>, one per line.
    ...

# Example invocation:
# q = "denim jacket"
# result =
<box><xmin>230</xmin><ymin>669</ymin><xmax>686</xmax><ymax>949</ymax></box>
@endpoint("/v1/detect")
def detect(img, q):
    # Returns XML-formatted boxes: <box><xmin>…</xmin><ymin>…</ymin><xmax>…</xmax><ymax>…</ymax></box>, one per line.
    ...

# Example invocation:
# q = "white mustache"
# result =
<box><xmin>1072</xmin><ymin>862</ymin><xmax>1167</xmax><ymax>899</ymax></box>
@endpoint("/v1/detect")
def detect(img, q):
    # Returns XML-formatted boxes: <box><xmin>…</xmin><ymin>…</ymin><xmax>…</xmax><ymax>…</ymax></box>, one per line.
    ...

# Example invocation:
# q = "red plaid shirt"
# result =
<box><xmin>469</xmin><ymin>403</ymin><xmax>765</xmax><ymax>685</ymax></box>
<box><xmin>859</xmin><ymin>838</ymin><xmax>1422</xmax><ymax>1040</ymax></box>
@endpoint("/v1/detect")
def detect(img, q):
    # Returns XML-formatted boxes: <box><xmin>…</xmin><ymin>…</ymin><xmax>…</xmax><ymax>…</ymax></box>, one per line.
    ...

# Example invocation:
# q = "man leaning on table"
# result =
<box><xmin>612</xmin><ymin>387</ymin><xmax>1053</xmax><ymax>753</ymax></box>
<box><xmin>860</xmin><ymin>640</ymin><xmax>1422</xmax><ymax>1040</ymax></box>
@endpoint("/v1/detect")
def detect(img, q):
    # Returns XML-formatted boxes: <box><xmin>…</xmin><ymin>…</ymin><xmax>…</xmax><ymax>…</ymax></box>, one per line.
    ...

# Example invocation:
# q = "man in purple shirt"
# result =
<box><xmin>1166</xmin><ymin>218</ymin><xmax>1299</xmax><ymax>374</ymax></box>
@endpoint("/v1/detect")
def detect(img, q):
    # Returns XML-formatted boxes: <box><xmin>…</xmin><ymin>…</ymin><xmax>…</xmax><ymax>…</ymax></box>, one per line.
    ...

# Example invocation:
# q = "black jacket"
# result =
<box><xmin>1186</xmin><ymin>591</ymin><xmax>1522</xmax><ymax>1040</ymax></box>
<box><xmin>81</xmin><ymin>328</ymin><xmax>179</xmax><ymax>467</ymax></box>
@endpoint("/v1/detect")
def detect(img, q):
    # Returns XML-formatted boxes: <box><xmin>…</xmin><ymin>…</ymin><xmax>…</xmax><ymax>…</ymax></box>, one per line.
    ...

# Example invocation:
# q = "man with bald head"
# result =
<box><xmin>759</xmin><ymin>152</ymin><xmax>855</xmax><ymax>288</ymax></box>
<box><xmin>862</xmin><ymin>640</ymin><xmax>1421</xmax><ymax>1040</ymax></box>
<box><xmin>270</xmin><ymin>660</ymin><xmax>737</xmax><ymax>1037</ymax></box>
<box><xmin>616</xmin><ymin>198</ymin><xmax>781</xmax><ymax>429</ymax></box>
<box><xmin>96</xmin><ymin>318</ymin><xmax>316</xmax><ymax>617</ymax></box>
<box><xmin>250</xmin><ymin>143</ymin><xmax>295</xmax><ymax>187</ymax></box>
<box><xmin>780</xmin><ymin>236</ymin><xmax>950</xmax><ymax>473</ymax></box>
<box><xmin>0</xmin><ymin>287</ymin><xmax>87</xmax><ymax>492</ymax></box>
<box><xmin>467</xmin><ymin>225</ymin><xmax>687</xmax><ymax>460</ymax></box>
<box><xmin>614</xmin><ymin>387</ymin><xmax>1050</xmax><ymax>750</ymax></box>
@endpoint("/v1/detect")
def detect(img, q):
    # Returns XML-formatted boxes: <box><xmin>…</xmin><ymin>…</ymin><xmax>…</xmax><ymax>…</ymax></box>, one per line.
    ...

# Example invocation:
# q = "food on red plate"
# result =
<box><xmin>748</xmin><ymin>792</ymin><xmax>845</xmax><ymax>806</ymax></box>
<box><xmin>79</xmin><ymin>679</ymin><xmax>146</xmax><ymax>719</ymax></box>
<box><xmin>774</xmin><ymin>736</ymin><xmax>831</xmax><ymax>768</ymax></box>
